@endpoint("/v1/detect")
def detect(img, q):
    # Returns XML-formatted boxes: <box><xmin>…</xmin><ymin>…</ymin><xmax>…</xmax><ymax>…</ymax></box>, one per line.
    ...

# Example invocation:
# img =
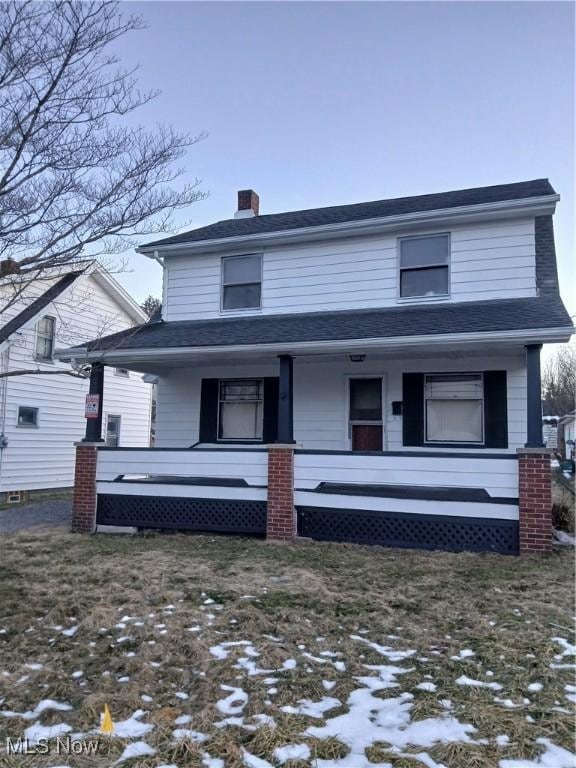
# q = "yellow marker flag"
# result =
<box><xmin>101</xmin><ymin>703</ymin><xmax>114</xmax><ymax>735</ymax></box>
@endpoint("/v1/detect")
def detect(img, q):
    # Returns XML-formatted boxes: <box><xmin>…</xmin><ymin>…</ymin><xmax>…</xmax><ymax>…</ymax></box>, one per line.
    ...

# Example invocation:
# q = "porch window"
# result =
<box><xmin>35</xmin><ymin>315</ymin><xmax>55</xmax><ymax>360</ymax></box>
<box><xmin>399</xmin><ymin>234</ymin><xmax>449</xmax><ymax>298</ymax></box>
<box><xmin>105</xmin><ymin>414</ymin><xmax>121</xmax><ymax>447</ymax></box>
<box><xmin>221</xmin><ymin>254</ymin><xmax>262</xmax><ymax>310</ymax></box>
<box><xmin>218</xmin><ymin>379</ymin><xmax>263</xmax><ymax>440</ymax></box>
<box><xmin>425</xmin><ymin>373</ymin><xmax>483</xmax><ymax>444</ymax></box>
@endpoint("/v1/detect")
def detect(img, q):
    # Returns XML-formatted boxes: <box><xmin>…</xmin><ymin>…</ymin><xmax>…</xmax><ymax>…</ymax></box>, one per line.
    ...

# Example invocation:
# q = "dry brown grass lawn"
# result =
<box><xmin>0</xmin><ymin>529</ymin><xmax>574</xmax><ymax>768</ymax></box>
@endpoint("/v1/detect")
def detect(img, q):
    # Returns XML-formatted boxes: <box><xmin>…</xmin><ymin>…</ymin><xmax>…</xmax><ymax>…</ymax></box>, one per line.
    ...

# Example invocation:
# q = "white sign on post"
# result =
<box><xmin>85</xmin><ymin>394</ymin><xmax>100</xmax><ymax>419</ymax></box>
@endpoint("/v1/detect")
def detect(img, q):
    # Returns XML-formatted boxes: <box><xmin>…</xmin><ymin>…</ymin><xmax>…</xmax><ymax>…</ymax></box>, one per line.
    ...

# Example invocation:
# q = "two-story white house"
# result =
<box><xmin>60</xmin><ymin>180</ymin><xmax>573</xmax><ymax>555</ymax></box>
<box><xmin>0</xmin><ymin>262</ymin><xmax>152</xmax><ymax>503</ymax></box>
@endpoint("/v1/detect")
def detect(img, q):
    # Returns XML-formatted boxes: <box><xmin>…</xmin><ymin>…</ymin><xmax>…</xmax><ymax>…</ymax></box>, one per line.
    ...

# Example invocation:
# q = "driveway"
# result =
<box><xmin>0</xmin><ymin>498</ymin><xmax>72</xmax><ymax>534</ymax></box>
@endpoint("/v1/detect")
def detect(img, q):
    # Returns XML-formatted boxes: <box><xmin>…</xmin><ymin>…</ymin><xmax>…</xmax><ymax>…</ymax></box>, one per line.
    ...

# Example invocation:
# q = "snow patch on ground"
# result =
<box><xmin>350</xmin><ymin>635</ymin><xmax>416</xmax><ymax>661</ymax></box>
<box><xmin>110</xmin><ymin>709</ymin><xmax>152</xmax><ymax>738</ymax></box>
<box><xmin>172</xmin><ymin>728</ymin><xmax>208</xmax><ymax>742</ymax></box>
<box><xmin>1</xmin><ymin>699</ymin><xmax>72</xmax><ymax>720</ymax></box>
<box><xmin>456</xmin><ymin>675</ymin><xmax>503</xmax><ymax>691</ymax></box>
<box><xmin>499</xmin><ymin>737</ymin><xmax>576</xmax><ymax>767</ymax></box>
<box><xmin>216</xmin><ymin>685</ymin><xmax>248</xmax><ymax>715</ymax></box>
<box><xmin>281</xmin><ymin>696</ymin><xmax>341</xmax><ymax>719</ymax></box>
<box><xmin>274</xmin><ymin>744</ymin><xmax>312</xmax><ymax>763</ymax></box>
<box><xmin>114</xmin><ymin>741</ymin><xmax>155</xmax><ymax>764</ymax></box>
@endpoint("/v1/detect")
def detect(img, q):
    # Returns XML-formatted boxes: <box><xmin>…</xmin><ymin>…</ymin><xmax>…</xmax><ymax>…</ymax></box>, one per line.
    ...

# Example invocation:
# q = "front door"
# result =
<box><xmin>349</xmin><ymin>378</ymin><xmax>383</xmax><ymax>451</ymax></box>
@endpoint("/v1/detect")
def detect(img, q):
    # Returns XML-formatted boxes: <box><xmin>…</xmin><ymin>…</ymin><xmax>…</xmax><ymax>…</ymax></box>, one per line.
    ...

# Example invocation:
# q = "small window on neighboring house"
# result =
<box><xmin>35</xmin><ymin>315</ymin><xmax>55</xmax><ymax>360</ymax></box>
<box><xmin>425</xmin><ymin>374</ymin><xmax>483</xmax><ymax>444</ymax></box>
<box><xmin>114</xmin><ymin>368</ymin><xmax>129</xmax><ymax>378</ymax></box>
<box><xmin>18</xmin><ymin>406</ymin><xmax>38</xmax><ymax>427</ymax></box>
<box><xmin>218</xmin><ymin>379</ymin><xmax>263</xmax><ymax>440</ymax></box>
<box><xmin>399</xmin><ymin>234</ymin><xmax>449</xmax><ymax>299</ymax></box>
<box><xmin>221</xmin><ymin>254</ymin><xmax>262</xmax><ymax>310</ymax></box>
<box><xmin>106</xmin><ymin>415</ymin><xmax>121</xmax><ymax>447</ymax></box>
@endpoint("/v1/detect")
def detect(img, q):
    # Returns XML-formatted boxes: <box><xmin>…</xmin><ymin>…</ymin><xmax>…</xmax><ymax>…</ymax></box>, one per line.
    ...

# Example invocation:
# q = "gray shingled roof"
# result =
<box><xmin>78</xmin><ymin>296</ymin><xmax>572</xmax><ymax>355</ymax></box>
<box><xmin>143</xmin><ymin>179</ymin><xmax>556</xmax><ymax>248</ymax></box>
<box><xmin>0</xmin><ymin>272</ymin><xmax>82</xmax><ymax>344</ymax></box>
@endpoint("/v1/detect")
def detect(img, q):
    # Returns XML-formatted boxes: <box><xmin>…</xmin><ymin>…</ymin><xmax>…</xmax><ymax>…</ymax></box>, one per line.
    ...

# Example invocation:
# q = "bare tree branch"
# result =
<box><xmin>0</xmin><ymin>368</ymin><xmax>88</xmax><ymax>379</ymax></box>
<box><xmin>0</xmin><ymin>0</ymin><xmax>206</xmax><ymax>315</ymax></box>
<box><xmin>543</xmin><ymin>343</ymin><xmax>576</xmax><ymax>416</ymax></box>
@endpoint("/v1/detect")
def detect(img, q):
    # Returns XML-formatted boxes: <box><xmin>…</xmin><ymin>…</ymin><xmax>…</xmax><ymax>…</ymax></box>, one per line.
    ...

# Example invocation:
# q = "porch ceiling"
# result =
<box><xmin>88</xmin><ymin>338</ymin><xmax>537</xmax><ymax>376</ymax></box>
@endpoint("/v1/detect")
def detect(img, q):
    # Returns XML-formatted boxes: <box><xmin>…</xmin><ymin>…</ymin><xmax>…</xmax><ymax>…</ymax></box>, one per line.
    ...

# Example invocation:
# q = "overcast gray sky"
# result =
<box><xmin>116</xmin><ymin>1</ymin><xmax>575</xmax><ymax>328</ymax></box>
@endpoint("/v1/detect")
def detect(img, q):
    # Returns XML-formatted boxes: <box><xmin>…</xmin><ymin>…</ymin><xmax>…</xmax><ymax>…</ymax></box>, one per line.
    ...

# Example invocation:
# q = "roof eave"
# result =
<box><xmin>137</xmin><ymin>194</ymin><xmax>560</xmax><ymax>256</ymax></box>
<box><xmin>56</xmin><ymin>324</ymin><xmax>575</xmax><ymax>363</ymax></box>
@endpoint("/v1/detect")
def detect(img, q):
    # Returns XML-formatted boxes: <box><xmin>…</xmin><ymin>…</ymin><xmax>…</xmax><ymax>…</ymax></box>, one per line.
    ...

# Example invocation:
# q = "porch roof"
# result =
<box><xmin>59</xmin><ymin>295</ymin><xmax>573</xmax><ymax>362</ymax></box>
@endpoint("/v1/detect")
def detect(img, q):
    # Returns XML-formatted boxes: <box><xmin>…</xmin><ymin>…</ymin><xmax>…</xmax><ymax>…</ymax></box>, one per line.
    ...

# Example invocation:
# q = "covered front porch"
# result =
<box><xmin>66</xmin><ymin>336</ymin><xmax>551</xmax><ymax>556</ymax></box>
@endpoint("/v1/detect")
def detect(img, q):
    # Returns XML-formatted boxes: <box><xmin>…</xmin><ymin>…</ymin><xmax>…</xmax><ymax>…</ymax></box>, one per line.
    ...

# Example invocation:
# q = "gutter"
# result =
<box><xmin>57</xmin><ymin>324</ymin><xmax>575</xmax><ymax>363</ymax></box>
<box><xmin>137</xmin><ymin>195</ymin><xmax>560</xmax><ymax>257</ymax></box>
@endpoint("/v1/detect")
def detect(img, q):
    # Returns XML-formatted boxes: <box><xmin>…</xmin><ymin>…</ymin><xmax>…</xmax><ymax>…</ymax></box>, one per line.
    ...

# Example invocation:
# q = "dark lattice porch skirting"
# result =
<box><xmin>97</xmin><ymin>494</ymin><xmax>266</xmax><ymax>536</ymax></box>
<box><xmin>297</xmin><ymin>506</ymin><xmax>519</xmax><ymax>555</ymax></box>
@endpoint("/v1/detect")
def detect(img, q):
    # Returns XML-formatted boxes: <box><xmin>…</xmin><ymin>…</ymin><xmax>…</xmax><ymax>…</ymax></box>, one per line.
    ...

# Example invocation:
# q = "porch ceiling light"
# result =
<box><xmin>349</xmin><ymin>354</ymin><xmax>366</xmax><ymax>363</ymax></box>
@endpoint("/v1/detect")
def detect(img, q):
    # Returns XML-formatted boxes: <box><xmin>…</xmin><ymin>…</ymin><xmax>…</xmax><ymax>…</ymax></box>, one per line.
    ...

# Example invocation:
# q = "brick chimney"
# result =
<box><xmin>0</xmin><ymin>259</ymin><xmax>20</xmax><ymax>277</ymax></box>
<box><xmin>234</xmin><ymin>189</ymin><xmax>259</xmax><ymax>219</ymax></box>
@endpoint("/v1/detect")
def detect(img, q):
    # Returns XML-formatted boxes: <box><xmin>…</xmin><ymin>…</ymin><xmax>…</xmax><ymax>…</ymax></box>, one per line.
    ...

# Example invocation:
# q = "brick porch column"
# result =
<box><xmin>71</xmin><ymin>443</ymin><xmax>99</xmax><ymax>533</ymax></box>
<box><xmin>517</xmin><ymin>448</ymin><xmax>552</xmax><ymax>554</ymax></box>
<box><xmin>266</xmin><ymin>445</ymin><xmax>296</xmax><ymax>540</ymax></box>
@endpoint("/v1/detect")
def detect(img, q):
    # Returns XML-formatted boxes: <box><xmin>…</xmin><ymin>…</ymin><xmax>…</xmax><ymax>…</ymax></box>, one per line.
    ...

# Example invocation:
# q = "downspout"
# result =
<box><xmin>0</xmin><ymin>340</ymin><xmax>12</xmax><ymax>481</ymax></box>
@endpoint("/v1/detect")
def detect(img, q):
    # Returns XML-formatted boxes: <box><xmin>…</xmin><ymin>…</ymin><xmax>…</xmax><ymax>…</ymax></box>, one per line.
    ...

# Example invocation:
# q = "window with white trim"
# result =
<box><xmin>218</xmin><ymin>379</ymin><xmax>263</xmax><ymax>440</ymax></box>
<box><xmin>35</xmin><ymin>315</ymin><xmax>55</xmax><ymax>360</ymax></box>
<box><xmin>114</xmin><ymin>368</ymin><xmax>129</xmax><ymax>378</ymax></box>
<box><xmin>425</xmin><ymin>373</ymin><xmax>483</xmax><ymax>444</ymax></box>
<box><xmin>221</xmin><ymin>254</ymin><xmax>262</xmax><ymax>310</ymax></box>
<box><xmin>17</xmin><ymin>406</ymin><xmax>38</xmax><ymax>427</ymax></box>
<box><xmin>105</xmin><ymin>414</ymin><xmax>121</xmax><ymax>447</ymax></box>
<box><xmin>399</xmin><ymin>234</ymin><xmax>449</xmax><ymax>298</ymax></box>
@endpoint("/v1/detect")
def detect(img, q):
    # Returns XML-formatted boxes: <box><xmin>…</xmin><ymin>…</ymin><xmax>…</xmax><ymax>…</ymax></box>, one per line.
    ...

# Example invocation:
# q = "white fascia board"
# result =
<box><xmin>137</xmin><ymin>195</ymin><xmax>560</xmax><ymax>257</ymax></box>
<box><xmin>91</xmin><ymin>268</ymin><xmax>147</xmax><ymax>324</ymax></box>
<box><xmin>56</xmin><ymin>324</ymin><xmax>575</xmax><ymax>363</ymax></box>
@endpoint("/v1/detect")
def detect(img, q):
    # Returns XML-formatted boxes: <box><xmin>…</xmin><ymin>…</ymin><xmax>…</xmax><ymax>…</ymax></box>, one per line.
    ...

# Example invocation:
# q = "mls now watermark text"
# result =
<box><xmin>5</xmin><ymin>735</ymin><xmax>101</xmax><ymax>756</ymax></box>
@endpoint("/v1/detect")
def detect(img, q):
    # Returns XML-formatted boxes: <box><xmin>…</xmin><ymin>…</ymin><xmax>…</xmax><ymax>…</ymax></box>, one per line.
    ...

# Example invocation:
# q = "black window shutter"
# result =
<box><xmin>199</xmin><ymin>379</ymin><xmax>219</xmax><ymax>442</ymax></box>
<box><xmin>263</xmin><ymin>377</ymin><xmax>279</xmax><ymax>443</ymax></box>
<box><xmin>484</xmin><ymin>370</ymin><xmax>508</xmax><ymax>448</ymax></box>
<box><xmin>402</xmin><ymin>373</ymin><xmax>424</xmax><ymax>446</ymax></box>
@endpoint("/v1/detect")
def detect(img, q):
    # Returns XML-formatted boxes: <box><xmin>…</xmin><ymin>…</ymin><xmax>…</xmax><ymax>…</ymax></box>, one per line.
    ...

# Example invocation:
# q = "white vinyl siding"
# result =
<box><xmin>154</xmin><ymin>354</ymin><xmax>526</xmax><ymax>452</ymax></box>
<box><xmin>163</xmin><ymin>217</ymin><xmax>537</xmax><ymax>321</ymax></box>
<box><xmin>0</xmin><ymin>273</ymin><xmax>152</xmax><ymax>493</ymax></box>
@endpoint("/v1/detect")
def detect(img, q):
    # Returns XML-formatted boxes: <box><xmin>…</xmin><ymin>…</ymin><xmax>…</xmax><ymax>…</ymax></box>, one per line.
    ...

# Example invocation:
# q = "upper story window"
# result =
<box><xmin>221</xmin><ymin>254</ymin><xmax>262</xmax><ymax>311</ymax></box>
<box><xmin>35</xmin><ymin>315</ymin><xmax>55</xmax><ymax>360</ymax></box>
<box><xmin>114</xmin><ymin>368</ymin><xmax>129</xmax><ymax>378</ymax></box>
<box><xmin>399</xmin><ymin>234</ymin><xmax>450</xmax><ymax>299</ymax></box>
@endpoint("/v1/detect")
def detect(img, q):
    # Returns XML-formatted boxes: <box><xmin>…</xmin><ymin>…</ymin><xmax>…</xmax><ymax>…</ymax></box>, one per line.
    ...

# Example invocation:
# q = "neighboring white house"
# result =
<box><xmin>60</xmin><ymin>179</ymin><xmax>574</xmax><ymax>554</ymax></box>
<box><xmin>0</xmin><ymin>263</ymin><xmax>152</xmax><ymax>502</ymax></box>
<box><xmin>557</xmin><ymin>411</ymin><xmax>576</xmax><ymax>462</ymax></box>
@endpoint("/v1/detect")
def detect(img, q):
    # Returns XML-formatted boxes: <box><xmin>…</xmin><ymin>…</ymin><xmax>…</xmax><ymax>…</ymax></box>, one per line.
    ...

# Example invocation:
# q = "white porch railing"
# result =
<box><xmin>293</xmin><ymin>450</ymin><xmax>519</xmax><ymax>520</ymax></box>
<box><xmin>96</xmin><ymin>448</ymin><xmax>268</xmax><ymax>502</ymax></box>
